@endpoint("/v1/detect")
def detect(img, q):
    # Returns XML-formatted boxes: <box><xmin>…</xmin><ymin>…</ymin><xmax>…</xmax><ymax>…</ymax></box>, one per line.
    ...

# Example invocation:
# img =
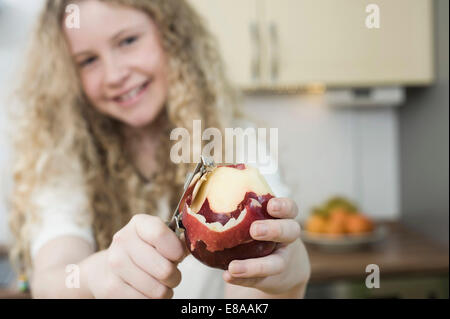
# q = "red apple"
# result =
<box><xmin>181</xmin><ymin>164</ymin><xmax>277</xmax><ymax>269</ymax></box>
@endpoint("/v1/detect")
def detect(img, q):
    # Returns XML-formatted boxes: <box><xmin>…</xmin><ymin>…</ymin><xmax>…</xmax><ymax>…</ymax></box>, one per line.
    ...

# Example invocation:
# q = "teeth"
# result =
<box><xmin>117</xmin><ymin>84</ymin><xmax>144</xmax><ymax>102</ymax></box>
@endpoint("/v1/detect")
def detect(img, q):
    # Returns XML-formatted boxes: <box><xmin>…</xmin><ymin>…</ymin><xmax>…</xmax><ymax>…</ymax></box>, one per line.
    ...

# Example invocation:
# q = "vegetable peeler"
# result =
<box><xmin>166</xmin><ymin>155</ymin><xmax>216</xmax><ymax>237</ymax></box>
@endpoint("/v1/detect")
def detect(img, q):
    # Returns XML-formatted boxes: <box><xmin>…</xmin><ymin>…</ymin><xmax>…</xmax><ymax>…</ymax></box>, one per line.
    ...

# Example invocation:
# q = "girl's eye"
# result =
<box><xmin>120</xmin><ymin>36</ymin><xmax>138</xmax><ymax>47</ymax></box>
<box><xmin>79</xmin><ymin>56</ymin><xmax>97</xmax><ymax>68</ymax></box>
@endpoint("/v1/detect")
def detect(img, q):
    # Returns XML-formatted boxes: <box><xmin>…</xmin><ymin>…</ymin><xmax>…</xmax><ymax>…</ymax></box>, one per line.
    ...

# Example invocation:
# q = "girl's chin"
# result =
<box><xmin>119</xmin><ymin>108</ymin><xmax>165</xmax><ymax>129</ymax></box>
<box><xmin>122</xmin><ymin>116</ymin><xmax>156</xmax><ymax>128</ymax></box>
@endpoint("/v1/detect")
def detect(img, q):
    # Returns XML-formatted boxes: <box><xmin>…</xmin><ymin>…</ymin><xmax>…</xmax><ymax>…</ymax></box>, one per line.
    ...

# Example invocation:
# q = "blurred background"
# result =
<box><xmin>0</xmin><ymin>0</ymin><xmax>448</xmax><ymax>298</ymax></box>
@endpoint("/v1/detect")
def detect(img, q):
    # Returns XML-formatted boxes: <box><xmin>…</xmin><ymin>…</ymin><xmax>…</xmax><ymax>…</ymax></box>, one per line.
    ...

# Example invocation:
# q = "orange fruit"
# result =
<box><xmin>324</xmin><ymin>218</ymin><xmax>347</xmax><ymax>235</ymax></box>
<box><xmin>329</xmin><ymin>208</ymin><xmax>349</xmax><ymax>224</ymax></box>
<box><xmin>346</xmin><ymin>214</ymin><xmax>374</xmax><ymax>234</ymax></box>
<box><xmin>306</xmin><ymin>215</ymin><xmax>327</xmax><ymax>233</ymax></box>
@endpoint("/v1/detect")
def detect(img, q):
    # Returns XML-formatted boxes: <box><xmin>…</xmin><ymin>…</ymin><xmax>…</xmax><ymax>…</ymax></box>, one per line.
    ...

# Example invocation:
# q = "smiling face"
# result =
<box><xmin>64</xmin><ymin>0</ymin><xmax>169</xmax><ymax>128</ymax></box>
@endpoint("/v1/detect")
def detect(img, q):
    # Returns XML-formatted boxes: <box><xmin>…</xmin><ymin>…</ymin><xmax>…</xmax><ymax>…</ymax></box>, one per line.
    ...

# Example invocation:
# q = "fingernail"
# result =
<box><xmin>271</xmin><ymin>200</ymin><xmax>281</xmax><ymax>211</ymax></box>
<box><xmin>254</xmin><ymin>223</ymin><xmax>268</xmax><ymax>237</ymax></box>
<box><xmin>230</xmin><ymin>262</ymin><xmax>246</xmax><ymax>274</ymax></box>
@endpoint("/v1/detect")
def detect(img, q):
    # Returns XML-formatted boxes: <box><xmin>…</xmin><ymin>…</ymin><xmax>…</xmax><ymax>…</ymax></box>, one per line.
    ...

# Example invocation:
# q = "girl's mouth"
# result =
<box><xmin>113</xmin><ymin>80</ymin><xmax>151</xmax><ymax>107</ymax></box>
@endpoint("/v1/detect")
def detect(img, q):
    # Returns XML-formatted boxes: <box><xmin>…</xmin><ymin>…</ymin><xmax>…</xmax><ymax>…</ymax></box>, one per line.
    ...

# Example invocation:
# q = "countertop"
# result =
<box><xmin>0</xmin><ymin>221</ymin><xmax>448</xmax><ymax>298</ymax></box>
<box><xmin>306</xmin><ymin>221</ymin><xmax>449</xmax><ymax>283</ymax></box>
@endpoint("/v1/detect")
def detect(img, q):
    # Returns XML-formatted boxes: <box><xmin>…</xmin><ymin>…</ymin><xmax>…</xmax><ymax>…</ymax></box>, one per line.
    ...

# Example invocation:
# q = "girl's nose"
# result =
<box><xmin>103</xmin><ymin>54</ymin><xmax>130</xmax><ymax>87</ymax></box>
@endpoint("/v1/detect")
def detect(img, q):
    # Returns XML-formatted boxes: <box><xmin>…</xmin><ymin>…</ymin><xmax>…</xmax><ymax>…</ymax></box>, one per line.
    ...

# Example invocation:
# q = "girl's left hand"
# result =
<box><xmin>223</xmin><ymin>197</ymin><xmax>311</xmax><ymax>296</ymax></box>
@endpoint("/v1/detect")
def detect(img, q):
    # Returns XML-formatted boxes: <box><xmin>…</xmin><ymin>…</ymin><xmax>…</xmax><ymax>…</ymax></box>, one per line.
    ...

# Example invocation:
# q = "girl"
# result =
<box><xmin>9</xmin><ymin>0</ymin><xmax>310</xmax><ymax>298</ymax></box>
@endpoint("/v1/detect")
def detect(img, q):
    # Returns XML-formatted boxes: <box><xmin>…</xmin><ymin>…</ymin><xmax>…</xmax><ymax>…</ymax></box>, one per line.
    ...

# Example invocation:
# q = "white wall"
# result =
<box><xmin>0</xmin><ymin>0</ymin><xmax>45</xmax><ymax>244</ymax></box>
<box><xmin>243</xmin><ymin>95</ymin><xmax>400</xmax><ymax>221</ymax></box>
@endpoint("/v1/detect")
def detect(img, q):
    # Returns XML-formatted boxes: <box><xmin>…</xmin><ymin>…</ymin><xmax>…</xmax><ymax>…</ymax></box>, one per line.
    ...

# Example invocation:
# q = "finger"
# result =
<box><xmin>179</xmin><ymin>232</ymin><xmax>191</xmax><ymax>259</ymax></box>
<box><xmin>126</xmin><ymin>238</ymin><xmax>182</xmax><ymax>289</ymax></box>
<box><xmin>223</xmin><ymin>272</ymin><xmax>261</xmax><ymax>287</ymax></box>
<box><xmin>226</xmin><ymin>251</ymin><xmax>287</xmax><ymax>279</ymax></box>
<box><xmin>105</xmin><ymin>277</ymin><xmax>148</xmax><ymax>299</ymax></box>
<box><xmin>250</xmin><ymin>219</ymin><xmax>301</xmax><ymax>243</ymax></box>
<box><xmin>267</xmin><ymin>198</ymin><xmax>298</xmax><ymax>219</ymax></box>
<box><xmin>108</xmin><ymin>246</ymin><xmax>173</xmax><ymax>299</ymax></box>
<box><xmin>133</xmin><ymin>214</ymin><xmax>186</xmax><ymax>262</ymax></box>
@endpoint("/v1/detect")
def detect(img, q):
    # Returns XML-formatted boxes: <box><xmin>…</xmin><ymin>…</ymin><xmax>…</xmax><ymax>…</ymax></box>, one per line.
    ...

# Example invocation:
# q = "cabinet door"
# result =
<box><xmin>265</xmin><ymin>0</ymin><xmax>434</xmax><ymax>87</ymax></box>
<box><xmin>188</xmin><ymin>0</ymin><xmax>261</xmax><ymax>89</ymax></box>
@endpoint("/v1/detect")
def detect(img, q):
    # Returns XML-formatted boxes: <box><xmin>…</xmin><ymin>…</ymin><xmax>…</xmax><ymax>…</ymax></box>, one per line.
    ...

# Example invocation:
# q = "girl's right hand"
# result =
<box><xmin>88</xmin><ymin>214</ymin><xmax>188</xmax><ymax>298</ymax></box>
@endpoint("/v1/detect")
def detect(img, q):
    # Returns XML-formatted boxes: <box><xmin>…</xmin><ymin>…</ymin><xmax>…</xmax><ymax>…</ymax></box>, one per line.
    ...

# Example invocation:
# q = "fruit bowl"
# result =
<box><xmin>301</xmin><ymin>196</ymin><xmax>386</xmax><ymax>251</ymax></box>
<box><xmin>301</xmin><ymin>224</ymin><xmax>387</xmax><ymax>252</ymax></box>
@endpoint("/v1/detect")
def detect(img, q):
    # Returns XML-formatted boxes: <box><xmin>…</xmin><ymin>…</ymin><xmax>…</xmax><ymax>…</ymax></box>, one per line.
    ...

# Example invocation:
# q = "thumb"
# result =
<box><xmin>177</xmin><ymin>232</ymin><xmax>191</xmax><ymax>263</ymax></box>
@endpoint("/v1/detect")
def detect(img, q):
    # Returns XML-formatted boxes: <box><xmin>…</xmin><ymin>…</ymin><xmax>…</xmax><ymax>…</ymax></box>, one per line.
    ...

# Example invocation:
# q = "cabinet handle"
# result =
<box><xmin>269</xmin><ymin>23</ymin><xmax>279</xmax><ymax>81</ymax></box>
<box><xmin>250</xmin><ymin>22</ymin><xmax>261</xmax><ymax>81</ymax></box>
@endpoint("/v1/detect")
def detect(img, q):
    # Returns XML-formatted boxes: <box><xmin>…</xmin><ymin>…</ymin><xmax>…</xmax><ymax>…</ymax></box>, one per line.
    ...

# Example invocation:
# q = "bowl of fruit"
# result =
<box><xmin>301</xmin><ymin>197</ymin><xmax>386</xmax><ymax>251</ymax></box>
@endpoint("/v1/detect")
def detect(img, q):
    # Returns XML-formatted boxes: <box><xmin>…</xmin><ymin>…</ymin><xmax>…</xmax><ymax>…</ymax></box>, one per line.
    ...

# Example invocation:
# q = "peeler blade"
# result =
<box><xmin>166</xmin><ymin>155</ymin><xmax>216</xmax><ymax>235</ymax></box>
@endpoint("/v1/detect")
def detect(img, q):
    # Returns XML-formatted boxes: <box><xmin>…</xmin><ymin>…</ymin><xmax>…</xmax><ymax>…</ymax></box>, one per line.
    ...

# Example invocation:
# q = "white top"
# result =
<box><xmin>29</xmin><ymin>126</ymin><xmax>291</xmax><ymax>299</ymax></box>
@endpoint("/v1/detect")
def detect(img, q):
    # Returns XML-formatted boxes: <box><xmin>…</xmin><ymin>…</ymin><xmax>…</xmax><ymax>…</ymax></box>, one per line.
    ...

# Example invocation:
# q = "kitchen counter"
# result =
<box><xmin>0</xmin><ymin>245</ymin><xmax>31</xmax><ymax>299</ymax></box>
<box><xmin>305</xmin><ymin>221</ymin><xmax>449</xmax><ymax>298</ymax></box>
<box><xmin>0</xmin><ymin>222</ymin><xmax>448</xmax><ymax>299</ymax></box>
<box><xmin>0</xmin><ymin>289</ymin><xmax>30</xmax><ymax>299</ymax></box>
<box><xmin>306</xmin><ymin>221</ymin><xmax>449</xmax><ymax>283</ymax></box>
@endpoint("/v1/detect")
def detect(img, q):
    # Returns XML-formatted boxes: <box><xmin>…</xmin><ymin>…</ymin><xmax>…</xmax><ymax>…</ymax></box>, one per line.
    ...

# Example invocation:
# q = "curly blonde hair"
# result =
<box><xmin>9</xmin><ymin>0</ymin><xmax>238</xmax><ymax>275</ymax></box>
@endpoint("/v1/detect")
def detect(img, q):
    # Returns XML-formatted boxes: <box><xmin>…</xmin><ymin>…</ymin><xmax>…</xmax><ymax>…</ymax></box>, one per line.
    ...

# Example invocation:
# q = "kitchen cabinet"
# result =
<box><xmin>188</xmin><ymin>0</ymin><xmax>261</xmax><ymax>88</ymax></box>
<box><xmin>189</xmin><ymin>0</ymin><xmax>434</xmax><ymax>90</ymax></box>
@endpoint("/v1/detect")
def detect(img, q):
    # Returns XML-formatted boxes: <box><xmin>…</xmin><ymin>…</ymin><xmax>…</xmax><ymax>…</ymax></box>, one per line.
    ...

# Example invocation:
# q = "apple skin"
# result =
<box><xmin>180</xmin><ymin>164</ymin><xmax>277</xmax><ymax>270</ymax></box>
<box><xmin>185</xmin><ymin>234</ymin><xmax>276</xmax><ymax>270</ymax></box>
